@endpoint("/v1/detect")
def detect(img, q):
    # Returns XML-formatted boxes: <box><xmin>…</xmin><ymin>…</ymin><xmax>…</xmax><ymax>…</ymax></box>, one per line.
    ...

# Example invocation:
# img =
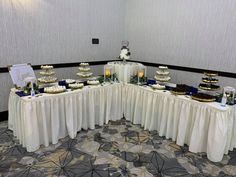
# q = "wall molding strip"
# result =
<box><xmin>0</xmin><ymin>59</ymin><xmax>235</xmax><ymax>77</ymax></box>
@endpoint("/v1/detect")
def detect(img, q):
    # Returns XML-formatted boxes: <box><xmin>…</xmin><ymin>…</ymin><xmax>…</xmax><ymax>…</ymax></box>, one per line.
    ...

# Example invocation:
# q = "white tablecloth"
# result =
<box><xmin>8</xmin><ymin>83</ymin><xmax>123</xmax><ymax>152</ymax></box>
<box><xmin>123</xmin><ymin>84</ymin><xmax>236</xmax><ymax>162</ymax></box>
<box><xmin>107</xmin><ymin>62</ymin><xmax>146</xmax><ymax>83</ymax></box>
<box><xmin>8</xmin><ymin>83</ymin><xmax>236</xmax><ymax>162</ymax></box>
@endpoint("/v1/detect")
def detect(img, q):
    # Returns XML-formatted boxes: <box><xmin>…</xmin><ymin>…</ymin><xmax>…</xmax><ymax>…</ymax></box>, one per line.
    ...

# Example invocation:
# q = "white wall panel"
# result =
<box><xmin>125</xmin><ymin>0</ymin><xmax>236</xmax><ymax>72</ymax></box>
<box><xmin>0</xmin><ymin>0</ymin><xmax>125</xmax><ymax>66</ymax></box>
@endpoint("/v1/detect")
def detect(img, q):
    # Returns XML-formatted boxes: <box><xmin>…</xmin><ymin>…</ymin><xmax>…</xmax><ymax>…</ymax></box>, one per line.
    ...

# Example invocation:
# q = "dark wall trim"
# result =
<box><xmin>1</xmin><ymin>59</ymin><xmax>236</xmax><ymax>78</ymax></box>
<box><xmin>129</xmin><ymin>60</ymin><xmax>236</xmax><ymax>79</ymax></box>
<box><xmin>0</xmin><ymin>111</ymin><xmax>8</xmax><ymax>122</ymax></box>
<box><xmin>0</xmin><ymin>60</ymin><xmax>115</xmax><ymax>73</ymax></box>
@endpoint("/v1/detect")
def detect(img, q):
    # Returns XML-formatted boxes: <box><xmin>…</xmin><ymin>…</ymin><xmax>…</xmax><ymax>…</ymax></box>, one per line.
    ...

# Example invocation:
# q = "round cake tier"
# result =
<box><xmin>78</xmin><ymin>67</ymin><xmax>91</xmax><ymax>72</ymax></box>
<box><xmin>154</xmin><ymin>75</ymin><xmax>171</xmax><ymax>82</ymax></box>
<box><xmin>77</xmin><ymin>72</ymin><xmax>93</xmax><ymax>77</ymax></box>
<box><xmin>199</xmin><ymin>83</ymin><xmax>220</xmax><ymax>91</ymax></box>
<box><xmin>202</xmin><ymin>77</ymin><xmax>219</xmax><ymax>84</ymax></box>
<box><xmin>39</xmin><ymin>71</ymin><xmax>55</xmax><ymax>76</ymax></box>
<box><xmin>41</xmin><ymin>65</ymin><xmax>54</xmax><ymax>70</ymax></box>
<box><xmin>38</xmin><ymin>77</ymin><xmax>57</xmax><ymax>83</ymax></box>
<box><xmin>204</xmin><ymin>72</ymin><xmax>218</xmax><ymax>77</ymax></box>
<box><xmin>191</xmin><ymin>93</ymin><xmax>216</xmax><ymax>102</ymax></box>
<box><xmin>80</xmin><ymin>63</ymin><xmax>89</xmax><ymax>66</ymax></box>
<box><xmin>156</xmin><ymin>70</ymin><xmax>170</xmax><ymax>75</ymax></box>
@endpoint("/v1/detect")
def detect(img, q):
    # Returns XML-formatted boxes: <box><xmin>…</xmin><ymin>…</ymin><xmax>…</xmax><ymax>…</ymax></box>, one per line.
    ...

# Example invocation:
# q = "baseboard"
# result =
<box><xmin>0</xmin><ymin>111</ymin><xmax>8</xmax><ymax>122</ymax></box>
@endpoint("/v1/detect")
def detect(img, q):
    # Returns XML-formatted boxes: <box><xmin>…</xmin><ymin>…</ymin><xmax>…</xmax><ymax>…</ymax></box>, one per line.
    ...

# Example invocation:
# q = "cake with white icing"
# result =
<box><xmin>38</xmin><ymin>65</ymin><xmax>57</xmax><ymax>84</ymax></box>
<box><xmin>154</xmin><ymin>66</ymin><xmax>171</xmax><ymax>82</ymax></box>
<box><xmin>77</xmin><ymin>63</ymin><xmax>93</xmax><ymax>79</ymax></box>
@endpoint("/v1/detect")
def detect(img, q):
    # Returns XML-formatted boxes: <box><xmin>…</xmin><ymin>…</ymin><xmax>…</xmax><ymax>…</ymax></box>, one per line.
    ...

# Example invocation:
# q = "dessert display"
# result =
<box><xmin>191</xmin><ymin>93</ymin><xmax>216</xmax><ymax>102</ymax></box>
<box><xmin>38</xmin><ymin>65</ymin><xmax>57</xmax><ymax>84</ymax></box>
<box><xmin>151</xmin><ymin>84</ymin><xmax>166</xmax><ymax>90</ymax></box>
<box><xmin>199</xmin><ymin>72</ymin><xmax>220</xmax><ymax>91</ymax></box>
<box><xmin>87</xmin><ymin>80</ymin><xmax>100</xmax><ymax>85</ymax></box>
<box><xmin>44</xmin><ymin>85</ymin><xmax>66</xmax><ymax>94</ymax></box>
<box><xmin>68</xmin><ymin>83</ymin><xmax>84</xmax><ymax>89</ymax></box>
<box><xmin>77</xmin><ymin>63</ymin><xmax>93</xmax><ymax>79</ymax></box>
<box><xmin>154</xmin><ymin>66</ymin><xmax>171</xmax><ymax>83</ymax></box>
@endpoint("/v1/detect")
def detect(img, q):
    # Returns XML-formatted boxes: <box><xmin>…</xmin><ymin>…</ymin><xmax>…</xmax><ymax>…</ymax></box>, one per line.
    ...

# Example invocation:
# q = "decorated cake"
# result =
<box><xmin>191</xmin><ymin>93</ymin><xmax>216</xmax><ymax>102</ymax></box>
<box><xmin>44</xmin><ymin>85</ymin><xmax>66</xmax><ymax>94</ymax></box>
<box><xmin>38</xmin><ymin>65</ymin><xmax>57</xmax><ymax>84</ymax></box>
<box><xmin>87</xmin><ymin>80</ymin><xmax>100</xmax><ymax>85</ymax></box>
<box><xmin>77</xmin><ymin>63</ymin><xmax>93</xmax><ymax>79</ymax></box>
<box><xmin>154</xmin><ymin>66</ymin><xmax>171</xmax><ymax>82</ymax></box>
<box><xmin>171</xmin><ymin>84</ymin><xmax>193</xmax><ymax>95</ymax></box>
<box><xmin>152</xmin><ymin>84</ymin><xmax>166</xmax><ymax>90</ymax></box>
<box><xmin>68</xmin><ymin>83</ymin><xmax>84</xmax><ymax>89</ymax></box>
<box><xmin>199</xmin><ymin>72</ymin><xmax>220</xmax><ymax>91</ymax></box>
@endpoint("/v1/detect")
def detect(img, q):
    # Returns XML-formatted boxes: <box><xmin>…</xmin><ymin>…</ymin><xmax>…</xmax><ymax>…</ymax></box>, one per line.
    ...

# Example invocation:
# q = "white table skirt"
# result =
<box><xmin>8</xmin><ymin>83</ymin><xmax>236</xmax><ymax>162</ymax></box>
<box><xmin>8</xmin><ymin>83</ymin><xmax>123</xmax><ymax>152</ymax></box>
<box><xmin>107</xmin><ymin>62</ymin><xmax>146</xmax><ymax>83</ymax></box>
<box><xmin>123</xmin><ymin>84</ymin><xmax>236</xmax><ymax>162</ymax></box>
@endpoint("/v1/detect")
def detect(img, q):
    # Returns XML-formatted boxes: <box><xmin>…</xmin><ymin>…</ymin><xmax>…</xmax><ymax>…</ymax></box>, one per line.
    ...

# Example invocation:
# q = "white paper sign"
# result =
<box><xmin>9</xmin><ymin>63</ymin><xmax>36</xmax><ymax>88</ymax></box>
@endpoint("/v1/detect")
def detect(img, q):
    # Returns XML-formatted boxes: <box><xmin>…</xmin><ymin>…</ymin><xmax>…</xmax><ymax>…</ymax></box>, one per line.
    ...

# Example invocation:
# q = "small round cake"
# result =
<box><xmin>69</xmin><ymin>83</ymin><xmax>84</xmax><ymax>89</ymax></box>
<box><xmin>41</xmin><ymin>65</ymin><xmax>53</xmax><ymax>70</ymax></box>
<box><xmin>87</xmin><ymin>80</ymin><xmax>100</xmax><ymax>85</ymax></box>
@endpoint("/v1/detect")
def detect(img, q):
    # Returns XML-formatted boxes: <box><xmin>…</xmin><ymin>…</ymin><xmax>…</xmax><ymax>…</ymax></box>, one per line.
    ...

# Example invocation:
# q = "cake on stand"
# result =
<box><xmin>77</xmin><ymin>63</ymin><xmax>93</xmax><ymax>81</ymax></box>
<box><xmin>154</xmin><ymin>66</ymin><xmax>171</xmax><ymax>84</ymax></box>
<box><xmin>38</xmin><ymin>65</ymin><xmax>57</xmax><ymax>86</ymax></box>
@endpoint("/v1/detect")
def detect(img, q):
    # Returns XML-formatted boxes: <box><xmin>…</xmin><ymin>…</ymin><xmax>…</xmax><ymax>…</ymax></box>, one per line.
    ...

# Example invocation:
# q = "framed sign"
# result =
<box><xmin>8</xmin><ymin>63</ymin><xmax>36</xmax><ymax>89</ymax></box>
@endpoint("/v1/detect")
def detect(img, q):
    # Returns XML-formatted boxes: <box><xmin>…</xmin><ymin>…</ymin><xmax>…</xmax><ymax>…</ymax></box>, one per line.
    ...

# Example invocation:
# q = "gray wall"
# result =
<box><xmin>125</xmin><ymin>0</ymin><xmax>236</xmax><ymax>72</ymax></box>
<box><xmin>0</xmin><ymin>0</ymin><xmax>125</xmax><ymax>66</ymax></box>
<box><xmin>0</xmin><ymin>0</ymin><xmax>125</xmax><ymax>112</ymax></box>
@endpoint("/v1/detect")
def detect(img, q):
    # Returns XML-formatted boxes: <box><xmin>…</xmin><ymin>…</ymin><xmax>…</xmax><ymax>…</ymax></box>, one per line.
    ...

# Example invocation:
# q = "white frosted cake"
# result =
<box><xmin>77</xmin><ymin>63</ymin><xmax>93</xmax><ymax>78</ymax></box>
<box><xmin>154</xmin><ymin>66</ymin><xmax>171</xmax><ymax>82</ymax></box>
<box><xmin>38</xmin><ymin>65</ymin><xmax>57</xmax><ymax>84</ymax></box>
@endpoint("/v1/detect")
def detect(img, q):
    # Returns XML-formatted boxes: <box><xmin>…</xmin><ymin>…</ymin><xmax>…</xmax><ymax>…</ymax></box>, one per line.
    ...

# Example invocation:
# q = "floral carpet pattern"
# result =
<box><xmin>0</xmin><ymin>119</ymin><xmax>236</xmax><ymax>177</ymax></box>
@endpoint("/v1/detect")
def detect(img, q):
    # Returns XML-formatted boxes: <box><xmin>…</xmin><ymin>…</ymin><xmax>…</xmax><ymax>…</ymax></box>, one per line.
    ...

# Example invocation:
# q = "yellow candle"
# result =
<box><xmin>105</xmin><ymin>69</ymin><xmax>111</xmax><ymax>77</ymax></box>
<box><xmin>138</xmin><ymin>71</ymin><xmax>144</xmax><ymax>78</ymax></box>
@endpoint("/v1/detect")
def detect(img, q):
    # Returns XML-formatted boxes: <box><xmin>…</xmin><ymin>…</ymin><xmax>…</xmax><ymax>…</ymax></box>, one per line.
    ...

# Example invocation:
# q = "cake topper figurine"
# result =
<box><xmin>119</xmin><ymin>40</ymin><xmax>131</xmax><ymax>62</ymax></box>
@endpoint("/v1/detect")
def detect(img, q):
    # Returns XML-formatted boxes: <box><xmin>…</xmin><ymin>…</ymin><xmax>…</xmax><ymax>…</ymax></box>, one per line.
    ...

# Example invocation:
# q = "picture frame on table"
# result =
<box><xmin>8</xmin><ymin>63</ymin><xmax>36</xmax><ymax>89</ymax></box>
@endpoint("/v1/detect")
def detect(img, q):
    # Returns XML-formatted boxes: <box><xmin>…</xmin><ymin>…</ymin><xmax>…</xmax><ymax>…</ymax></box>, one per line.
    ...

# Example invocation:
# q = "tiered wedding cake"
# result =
<box><xmin>77</xmin><ymin>63</ymin><xmax>93</xmax><ymax>78</ymax></box>
<box><xmin>38</xmin><ymin>65</ymin><xmax>57</xmax><ymax>84</ymax></box>
<box><xmin>154</xmin><ymin>66</ymin><xmax>171</xmax><ymax>83</ymax></box>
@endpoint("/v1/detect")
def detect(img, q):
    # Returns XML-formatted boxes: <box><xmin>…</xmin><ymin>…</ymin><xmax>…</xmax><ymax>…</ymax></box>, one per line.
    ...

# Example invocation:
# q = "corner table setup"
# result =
<box><xmin>8</xmin><ymin>62</ymin><xmax>236</xmax><ymax>163</ymax></box>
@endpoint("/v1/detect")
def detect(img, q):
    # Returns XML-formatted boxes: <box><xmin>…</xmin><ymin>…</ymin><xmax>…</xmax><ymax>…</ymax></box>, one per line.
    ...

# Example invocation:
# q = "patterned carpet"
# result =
<box><xmin>0</xmin><ymin>119</ymin><xmax>236</xmax><ymax>177</ymax></box>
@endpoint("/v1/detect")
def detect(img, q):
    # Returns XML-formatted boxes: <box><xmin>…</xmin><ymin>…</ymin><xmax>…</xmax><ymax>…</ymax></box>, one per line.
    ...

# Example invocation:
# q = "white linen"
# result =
<box><xmin>123</xmin><ymin>84</ymin><xmax>236</xmax><ymax>162</ymax></box>
<box><xmin>8</xmin><ymin>83</ymin><xmax>123</xmax><ymax>152</ymax></box>
<box><xmin>8</xmin><ymin>83</ymin><xmax>236</xmax><ymax>162</ymax></box>
<box><xmin>107</xmin><ymin>61</ymin><xmax>146</xmax><ymax>83</ymax></box>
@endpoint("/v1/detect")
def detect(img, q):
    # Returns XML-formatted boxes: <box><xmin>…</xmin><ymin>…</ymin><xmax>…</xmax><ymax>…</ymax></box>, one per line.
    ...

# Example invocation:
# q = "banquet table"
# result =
<box><xmin>8</xmin><ymin>83</ymin><xmax>123</xmax><ymax>152</ymax></box>
<box><xmin>123</xmin><ymin>84</ymin><xmax>236</xmax><ymax>162</ymax></box>
<box><xmin>8</xmin><ymin>83</ymin><xmax>236</xmax><ymax>162</ymax></box>
<box><xmin>107</xmin><ymin>61</ymin><xmax>146</xmax><ymax>83</ymax></box>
